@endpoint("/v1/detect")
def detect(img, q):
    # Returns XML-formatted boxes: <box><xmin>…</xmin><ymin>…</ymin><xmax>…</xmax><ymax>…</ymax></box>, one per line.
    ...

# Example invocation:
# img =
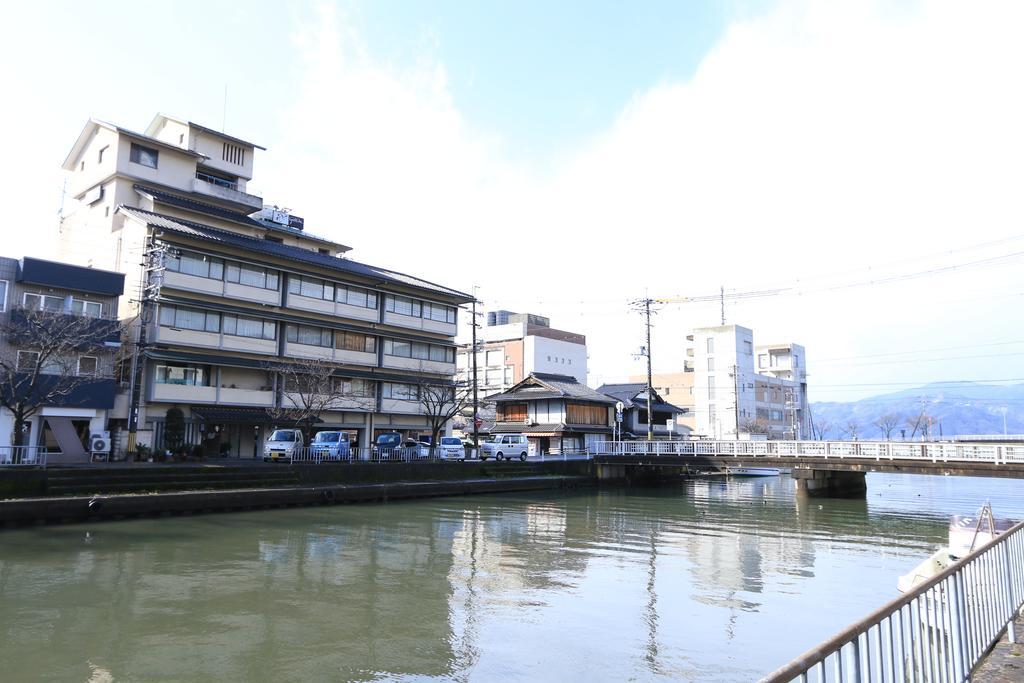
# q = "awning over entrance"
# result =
<box><xmin>190</xmin><ymin>407</ymin><xmax>275</xmax><ymax>423</ymax></box>
<box><xmin>43</xmin><ymin>416</ymin><xmax>88</xmax><ymax>461</ymax></box>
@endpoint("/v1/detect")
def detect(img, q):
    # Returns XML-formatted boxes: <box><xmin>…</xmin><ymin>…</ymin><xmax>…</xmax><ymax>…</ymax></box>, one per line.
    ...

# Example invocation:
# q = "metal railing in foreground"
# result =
<box><xmin>0</xmin><ymin>446</ymin><xmax>48</xmax><ymax>467</ymax></box>
<box><xmin>591</xmin><ymin>440</ymin><xmax>1024</xmax><ymax>465</ymax></box>
<box><xmin>761</xmin><ymin>520</ymin><xmax>1024</xmax><ymax>682</ymax></box>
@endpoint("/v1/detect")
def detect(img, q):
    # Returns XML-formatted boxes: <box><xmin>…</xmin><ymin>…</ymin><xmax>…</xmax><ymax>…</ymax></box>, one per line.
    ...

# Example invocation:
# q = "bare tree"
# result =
<box><xmin>0</xmin><ymin>308</ymin><xmax>121</xmax><ymax>447</ymax></box>
<box><xmin>416</xmin><ymin>380</ymin><xmax>471</xmax><ymax>455</ymax></box>
<box><xmin>266</xmin><ymin>356</ymin><xmax>377</xmax><ymax>440</ymax></box>
<box><xmin>873</xmin><ymin>413</ymin><xmax>901</xmax><ymax>440</ymax></box>
<box><xmin>267</xmin><ymin>357</ymin><xmax>340</xmax><ymax>436</ymax></box>
<box><xmin>841</xmin><ymin>420</ymin><xmax>860</xmax><ymax>441</ymax></box>
<box><xmin>739</xmin><ymin>417</ymin><xmax>770</xmax><ymax>435</ymax></box>
<box><xmin>905</xmin><ymin>412</ymin><xmax>929</xmax><ymax>440</ymax></box>
<box><xmin>812</xmin><ymin>418</ymin><xmax>833</xmax><ymax>441</ymax></box>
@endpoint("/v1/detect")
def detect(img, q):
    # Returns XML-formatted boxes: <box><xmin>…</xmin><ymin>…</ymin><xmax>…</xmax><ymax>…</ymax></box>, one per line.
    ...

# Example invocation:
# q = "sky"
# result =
<box><xmin>2</xmin><ymin>0</ymin><xmax>1023</xmax><ymax>404</ymax></box>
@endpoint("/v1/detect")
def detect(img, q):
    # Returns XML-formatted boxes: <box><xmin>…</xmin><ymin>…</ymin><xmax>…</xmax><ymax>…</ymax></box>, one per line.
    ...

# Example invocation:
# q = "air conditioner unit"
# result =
<box><xmin>90</xmin><ymin>431</ymin><xmax>111</xmax><ymax>454</ymax></box>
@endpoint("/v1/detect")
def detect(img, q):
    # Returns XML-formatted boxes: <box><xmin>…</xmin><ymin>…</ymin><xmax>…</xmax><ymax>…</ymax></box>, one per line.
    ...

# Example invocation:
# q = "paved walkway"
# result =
<box><xmin>973</xmin><ymin>613</ymin><xmax>1024</xmax><ymax>682</ymax></box>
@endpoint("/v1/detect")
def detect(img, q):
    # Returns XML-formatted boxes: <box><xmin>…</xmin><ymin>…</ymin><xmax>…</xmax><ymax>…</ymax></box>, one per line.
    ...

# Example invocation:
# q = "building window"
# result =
<box><xmin>0</xmin><ymin>280</ymin><xmax>7</xmax><ymax>312</ymax></box>
<box><xmin>498</xmin><ymin>403</ymin><xmax>528</xmax><ymax>421</ymax></box>
<box><xmin>382</xmin><ymin>382</ymin><xmax>419</xmax><ymax>401</ymax></box>
<box><xmin>706</xmin><ymin>338</ymin><xmax>714</xmax><ymax>353</ymax></box>
<box><xmin>384</xmin><ymin>295</ymin><xmax>455</xmax><ymax>323</ymax></box>
<box><xmin>23</xmin><ymin>293</ymin><xmax>65</xmax><ymax>312</ymax></box>
<box><xmin>743</xmin><ymin>340</ymin><xmax>752</xmax><ymax>354</ymax></box>
<box><xmin>385</xmin><ymin>295</ymin><xmax>420</xmax><ymax>317</ymax></box>
<box><xmin>223</xmin><ymin>315</ymin><xmax>275</xmax><ymax>341</ymax></box>
<box><xmin>155</xmin><ymin>363</ymin><xmax>210</xmax><ymax>386</ymax></box>
<box><xmin>758</xmin><ymin>354</ymin><xmax>768</xmax><ymax>368</ymax></box>
<box><xmin>288</xmin><ymin>275</ymin><xmax>333</xmax><ymax>301</ymax></box>
<box><xmin>566</xmin><ymin>403</ymin><xmax>608</xmax><ymax>425</ymax></box>
<box><xmin>226</xmin><ymin>262</ymin><xmax>279</xmax><ymax>290</ymax></box>
<box><xmin>707</xmin><ymin>357</ymin><xmax>714</xmax><ymax>371</ymax></box>
<box><xmin>98</xmin><ymin>146</ymin><xmax>108</xmax><ymax>163</ymax></box>
<box><xmin>486</xmin><ymin>350</ymin><xmax>503</xmax><ymax>366</ymax></box>
<box><xmin>336</xmin><ymin>330</ymin><xmax>376</xmax><ymax>354</ymax></box>
<box><xmin>16</xmin><ymin>350</ymin><xmax>39</xmax><ymax>372</ymax></box>
<box><xmin>166</xmin><ymin>250</ymin><xmax>224</xmax><ymax>280</ymax></box>
<box><xmin>383</xmin><ymin>339</ymin><xmax>455</xmax><ymax>363</ymax></box>
<box><xmin>78</xmin><ymin>356</ymin><xmax>98</xmax><ymax>376</ymax></box>
<box><xmin>708</xmin><ymin>376</ymin><xmax>715</xmax><ymax>399</ymax></box>
<box><xmin>286</xmin><ymin>324</ymin><xmax>332</xmax><ymax>348</ymax></box>
<box><xmin>129</xmin><ymin>143</ymin><xmax>159</xmax><ymax>169</ymax></box>
<box><xmin>484</xmin><ymin>369</ymin><xmax>503</xmax><ymax>385</ymax></box>
<box><xmin>335</xmin><ymin>378</ymin><xmax>375</xmax><ymax>398</ymax></box>
<box><xmin>335</xmin><ymin>283</ymin><xmax>378</xmax><ymax>309</ymax></box>
<box><xmin>159</xmin><ymin>305</ymin><xmax>220</xmax><ymax>333</ymax></box>
<box><xmin>70</xmin><ymin>299</ymin><xmax>103</xmax><ymax>318</ymax></box>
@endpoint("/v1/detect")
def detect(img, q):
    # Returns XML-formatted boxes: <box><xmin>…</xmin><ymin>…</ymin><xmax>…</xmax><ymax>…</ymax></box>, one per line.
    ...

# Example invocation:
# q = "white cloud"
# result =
<box><xmin>270</xmin><ymin>1</ymin><xmax>1024</xmax><ymax>399</ymax></box>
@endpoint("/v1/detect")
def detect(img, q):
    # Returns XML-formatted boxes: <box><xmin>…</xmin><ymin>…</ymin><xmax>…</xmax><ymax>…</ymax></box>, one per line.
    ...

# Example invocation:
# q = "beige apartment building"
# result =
<box><xmin>59</xmin><ymin>114</ymin><xmax>472</xmax><ymax>456</ymax></box>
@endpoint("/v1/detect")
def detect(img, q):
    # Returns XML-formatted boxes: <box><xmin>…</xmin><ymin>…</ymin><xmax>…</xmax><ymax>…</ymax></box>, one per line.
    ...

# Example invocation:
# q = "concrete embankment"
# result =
<box><xmin>0</xmin><ymin>461</ymin><xmax>595</xmax><ymax>526</ymax></box>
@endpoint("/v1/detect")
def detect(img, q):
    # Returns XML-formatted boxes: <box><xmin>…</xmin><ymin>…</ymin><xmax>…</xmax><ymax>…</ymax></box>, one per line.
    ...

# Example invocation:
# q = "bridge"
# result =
<box><xmin>590</xmin><ymin>440</ymin><xmax>1024</xmax><ymax>497</ymax></box>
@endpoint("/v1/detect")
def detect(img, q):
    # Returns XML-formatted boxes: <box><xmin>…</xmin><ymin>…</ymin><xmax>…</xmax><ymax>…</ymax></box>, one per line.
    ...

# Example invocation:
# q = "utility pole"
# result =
<box><xmin>645</xmin><ymin>298</ymin><xmax>654</xmax><ymax>442</ymax></box>
<box><xmin>470</xmin><ymin>294</ymin><xmax>480</xmax><ymax>449</ymax></box>
<box><xmin>127</xmin><ymin>237</ymin><xmax>170</xmax><ymax>458</ymax></box>
<box><xmin>731</xmin><ymin>363</ymin><xmax>739</xmax><ymax>439</ymax></box>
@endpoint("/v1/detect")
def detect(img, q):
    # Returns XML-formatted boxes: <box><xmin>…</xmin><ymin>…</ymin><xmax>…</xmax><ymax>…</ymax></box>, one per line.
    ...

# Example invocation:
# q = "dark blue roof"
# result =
<box><xmin>18</xmin><ymin>257</ymin><xmax>125</xmax><ymax>297</ymax></box>
<box><xmin>118</xmin><ymin>206</ymin><xmax>473</xmax><ymax>302</ymax></box>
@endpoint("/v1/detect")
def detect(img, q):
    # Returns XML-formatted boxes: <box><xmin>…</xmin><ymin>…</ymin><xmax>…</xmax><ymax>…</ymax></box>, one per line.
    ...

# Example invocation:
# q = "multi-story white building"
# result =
<box><xmin>689</xmin><ymin>324</ymin><xmax>808</xmax><ymax>440</ymax></box>
<box><xmin>58</xmin><ymin>114</ymin><xmax>473</xmax><ymax>457</ymax></box>
<box><xmin>457</xmin><ymin>312</ymin><xmax>587</xmax><ymax>398</ymax></box>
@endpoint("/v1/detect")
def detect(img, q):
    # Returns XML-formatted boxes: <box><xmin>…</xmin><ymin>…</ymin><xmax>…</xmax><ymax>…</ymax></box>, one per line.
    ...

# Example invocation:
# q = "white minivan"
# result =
<box><xmin>479</xmin><ymin>434</ymin><xmax>529</xmax><ymax>462</ymax></box>
<box><xmin>438</xmin><ymin>436</ymin><xmax>465</xmax><ymax>460</ymax></box>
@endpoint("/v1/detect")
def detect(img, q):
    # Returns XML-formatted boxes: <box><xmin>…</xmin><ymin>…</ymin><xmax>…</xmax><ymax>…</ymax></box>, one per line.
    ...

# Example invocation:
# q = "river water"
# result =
<box><xmin>2</xmin><ymin>473</ymin><xmax>1023</xmax><ymax>682</ymax></box>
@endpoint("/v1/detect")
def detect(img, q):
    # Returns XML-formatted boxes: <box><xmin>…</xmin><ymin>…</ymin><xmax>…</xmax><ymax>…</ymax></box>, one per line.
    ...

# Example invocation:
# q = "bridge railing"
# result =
<box><xmin>760</xmin><ymin>519</ymin><xmax>1024</xmax><ymax>682</ymax></box>
<box><xmin>591</xmin><ymin>440</ymin><xmax>1024</xmax><ymax>465</ymax></box>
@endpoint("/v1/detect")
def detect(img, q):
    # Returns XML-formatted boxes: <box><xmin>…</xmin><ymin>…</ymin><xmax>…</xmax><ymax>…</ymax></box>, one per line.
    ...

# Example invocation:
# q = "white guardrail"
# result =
<box><xmin>0</xmin><ymin>446</ymin><xmax>48</xmax><ymax>466</ymax></box>
<box><xmin>762</xmin><ymin>520</ymin><xmax>1024</xmax><ymax>682</ymax></box>
<box><xmin>590</xmin><ymin>440</ymin><xmax>1024</xmax><ymax>465</ymax></box>
<box><xmin>272</xmin><ymin>447</ymin><xmax>594</xmax><ymax>464</ymax></box>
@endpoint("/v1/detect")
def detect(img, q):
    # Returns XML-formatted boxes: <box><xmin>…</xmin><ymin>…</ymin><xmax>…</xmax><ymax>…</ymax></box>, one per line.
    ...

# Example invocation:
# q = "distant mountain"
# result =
<box><xmin>810</xmin><ymin>382</ymin><xmax>1024</xmax><ymax>439</ymax></box>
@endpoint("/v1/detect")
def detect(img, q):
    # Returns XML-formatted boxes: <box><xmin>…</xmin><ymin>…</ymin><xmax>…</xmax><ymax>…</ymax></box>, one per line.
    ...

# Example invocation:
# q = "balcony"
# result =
<box><xmin>193</xmin><ymin>172</ymin><xmax>262</xmax><ymax>210</ymax></box>
<box><xmin>219</xmin><ymin>387</ymin><xmax>274</xmax><ymax>407</ymax></box>
<box><xmin>152</xmin><ymin>325</ymin><xmax>278</xmax><ymax>356</ymax></box>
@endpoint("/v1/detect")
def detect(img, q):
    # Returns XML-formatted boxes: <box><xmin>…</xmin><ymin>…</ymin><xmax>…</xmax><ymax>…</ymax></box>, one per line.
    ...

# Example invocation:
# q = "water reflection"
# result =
<box><xmin>1</xmin><ymin>473</ymin><xmax>1023</xmax><ymax>681</ymax></box>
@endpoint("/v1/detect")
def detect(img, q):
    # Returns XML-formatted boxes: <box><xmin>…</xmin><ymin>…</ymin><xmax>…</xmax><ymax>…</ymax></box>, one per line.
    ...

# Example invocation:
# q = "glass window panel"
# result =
<box><xmin>222</xmin><ymin>315</ymin><xmax>237</xmax><ymax>335</ymax></box>
<box><xmin>264</xmin><ymin>321</ymin><xmax>276</xmax><ymax>340</ymax></box>
<box><xmin>391</xmin><ymin>341</ymin><xmax>411</xmax><ymax>357</ymax></box>
<box><xmin>364</xmin><ymin>336</ymin><xmax>376</xmax><ymax>353</ymax></box>
<box><xmin>209</xmin><ymin>260</ymin><xmax>223</xmax><ymax>280</ymax></box>
<box><xmin>239</xmin><ymin>265</ymin><xmax>264</xmax><ymax>288</ymax></box>
<box><xmin>23</xmin><ymin>293</ymin><xmax>40</xmax><ymax>310</ymax></box>
<box><xmin>226</xmin><ymin>263</ymin><xmax>241</xmax><ymax>283</ymax></box>
<box><xmin>411</xmin><ymin>343</ymin><xmax>430</xmax><ymax>360</ymax></box>
<box><xmin>367</xmin><ymin>292</ymin><xmax>378</xmax><ymax>309</ymax></box>
<box><xmin>300</xmin><ymin>278</ymin><xmax>323</xmax><ymax>298</ymax></box>
<box><xmin>159</xmin><ymin>305</ymin><xmax>175</xmax><ymax>326</ymax></box>
<box><xmin>205</xmin><ymin>312</ymin><xmax>220</xmax><ymax>333</ymax></box>
<box><xmin>266</xmin><ymin>272</ymin><xmax>279</xmax><ymax>290</ymax></box>
<box><xmin>429</xmin><ymin>346</ymin><xmax>446</xmax><ymax>362</ymax></box>
<box><xmin>43</xmin><ymin>296</ymin><xmax>63</xmax><ymax>312</ymax></box>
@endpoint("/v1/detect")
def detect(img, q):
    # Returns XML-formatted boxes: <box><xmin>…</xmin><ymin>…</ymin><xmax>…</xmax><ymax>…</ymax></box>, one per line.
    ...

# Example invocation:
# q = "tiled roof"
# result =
<box><xmin>489</xmin><ymin>373</ymin><xmax>617</xmax><ymax>404</ymax></box>
<box><xmin>596</xmin><ymin>382</ymin><xmax>686</xmax><ymax>414</ymax></box>
<box><xmin>133</xmin><ymin>185</ymin><xmax>342</xmax><ymax>246</ymax></box>
<box><xmin>118</xmin><ymin>206</ymin><xmax>473</xmax><ymax>302</ymax></box>
<box><xmin>489</xmin><ymin>423</ymin><xmax>612</xmax><ymax>434</ymax></box>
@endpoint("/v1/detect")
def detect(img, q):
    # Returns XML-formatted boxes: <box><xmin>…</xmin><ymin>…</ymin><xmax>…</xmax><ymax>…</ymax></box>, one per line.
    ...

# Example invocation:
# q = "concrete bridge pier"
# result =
<box><xmin>793</xmin><ymin>468</ymin><xmax>867</xmax><ymax>498</ymax></box>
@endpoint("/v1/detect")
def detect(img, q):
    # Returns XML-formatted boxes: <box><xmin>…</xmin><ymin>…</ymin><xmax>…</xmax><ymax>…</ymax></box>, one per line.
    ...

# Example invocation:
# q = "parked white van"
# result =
<box><xmin>479</xmin><ymin>434</ymin><xmax>529</xmax><ymax>462</ymax></box>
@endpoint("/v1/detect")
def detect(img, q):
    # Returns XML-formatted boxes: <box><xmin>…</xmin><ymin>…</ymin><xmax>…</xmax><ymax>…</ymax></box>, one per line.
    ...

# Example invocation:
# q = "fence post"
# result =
<box><xmin>1002</xmin><ymin>542</ymin><xmax>1017</xmax><ymax>644</ymax></box>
